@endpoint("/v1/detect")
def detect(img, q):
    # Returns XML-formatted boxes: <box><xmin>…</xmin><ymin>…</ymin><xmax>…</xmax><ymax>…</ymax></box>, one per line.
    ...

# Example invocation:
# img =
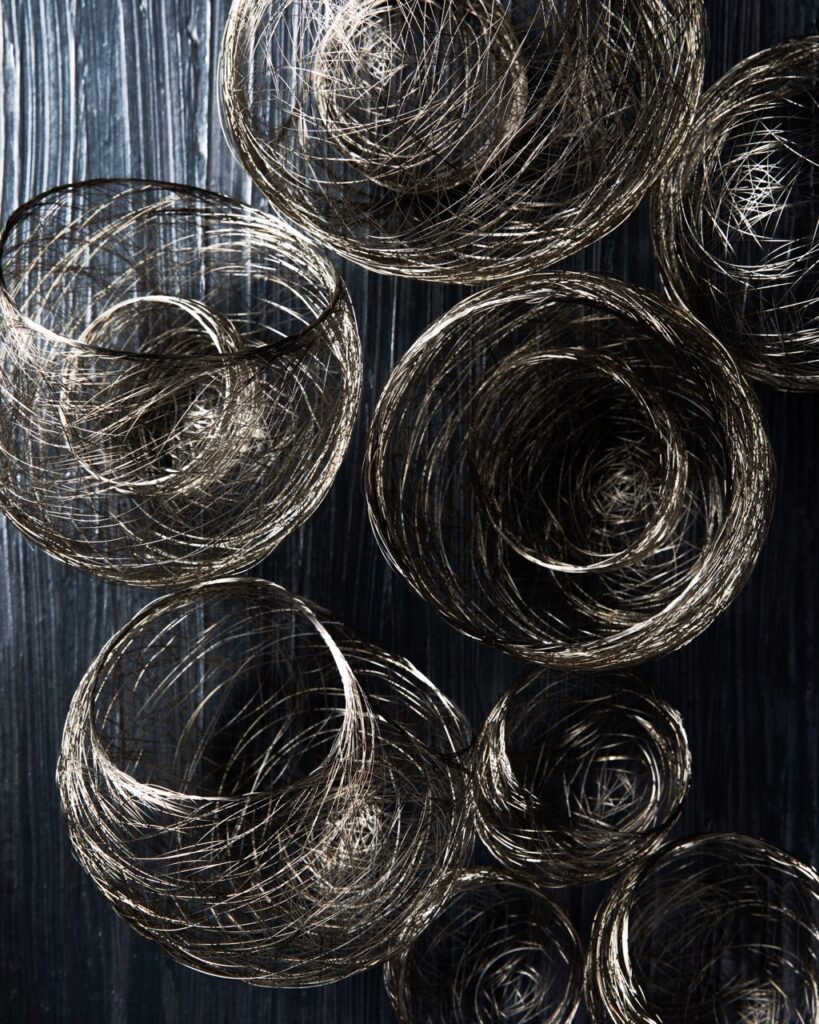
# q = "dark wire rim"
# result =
<box><xmin>0</xmin><ymin>177</ymin><xmax>347</xmax><ymax>362</ymax></box>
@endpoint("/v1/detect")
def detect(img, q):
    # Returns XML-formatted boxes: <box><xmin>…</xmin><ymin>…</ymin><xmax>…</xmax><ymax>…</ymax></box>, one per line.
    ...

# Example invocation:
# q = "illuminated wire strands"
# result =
<box><xmin>220</xmin><ymin>0</ymin><xmax>704</xmax><ymax>282</ymax></box>
<box><xmin>365</xmin><ymin>273</ymin><xmax>774</xmax><ymax>668</ymax></box>
<box><xmin>586</xmin><ymin>833</ymin><xmax>819</xmax><ymax>1024</ymax></box>
<box><xmin>471</xmin><ymin>670</ymin><xmax>690</xmax><ymax>885</ymax></box>
<box><xmin>654</xmin><ymin>37</ymin><xmax>819</xmax><ymax>389</ymax></box>
<box><xmin>58</xmin><ymin>579</ymin><xmax>473</xmax><ymax>986</ymax></box>
<box><xmin>0</xmin><ymin>180</ymin><xmax>361</xmax><ymax>586</ymax></box>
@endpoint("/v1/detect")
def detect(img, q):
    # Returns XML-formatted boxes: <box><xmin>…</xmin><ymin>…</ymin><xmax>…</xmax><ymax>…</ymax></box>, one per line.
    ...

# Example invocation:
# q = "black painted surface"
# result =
<box><xmin>1</xmin><ymin>2</ymin><xmax>818</xmax><ymax>1021</ymax></box>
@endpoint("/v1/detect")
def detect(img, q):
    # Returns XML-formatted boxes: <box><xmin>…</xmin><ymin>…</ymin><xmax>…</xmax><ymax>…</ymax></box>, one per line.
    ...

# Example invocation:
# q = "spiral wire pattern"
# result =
<box><xmin>472</xmin><ymin>671</ymin><xmax>690</xmax><ymax>886</ymax></box>
<box><xmin>384</xmin><ymin>867</ymin><xmax>584</xmax><ymax>1024</ymax></box>
<box><xmin>58</xmin><ymin>579</ymin><xmax>473</xmax><ymax>985</ymax></box>
<box><xmin>365</xmin><ymin>273</ymin><xmax>774</xmax><ymax>668</ymax></box>
<box><xmin>0</xmin><ymin>180</ymin><xmax>361</xmax><ymax>586</ymax></box>
<box><xmin>219</xmin><ymin>0</ymin><xmax>704</xmax><ymax>282</ymax></box>
<box><xmin>586</xmin><ymin>833</ymin><xmax>819</xmax><ymax>1024</ymax></box>
<box><xmin>654</xmin><ymin>37</ymin><xmax>819</xmax><ymax>389</ymax></box>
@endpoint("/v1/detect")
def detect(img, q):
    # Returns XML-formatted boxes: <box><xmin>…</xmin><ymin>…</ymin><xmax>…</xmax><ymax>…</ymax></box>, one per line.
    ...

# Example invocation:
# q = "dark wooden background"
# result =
<box><xmin>2</xmin><ymin>1</ymin><xmax>819</xmax><ymax>1021</ymax></box>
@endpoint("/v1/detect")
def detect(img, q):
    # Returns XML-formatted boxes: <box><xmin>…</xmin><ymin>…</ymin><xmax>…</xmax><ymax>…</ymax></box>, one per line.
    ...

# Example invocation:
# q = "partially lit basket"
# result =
<box><xmin>586</xmin><ymin>833</ymin><xmax>819</xmax><ymax>1024</ymax></box>
<box><xmin>472</xmin><ymin>671</ymin><xmax>690</xmax><ymax>885</ymax></box>
<box><xmin>384</xmin><ymin>867</ymin><xmax>584</xmax><ymax>1024</ymax></box>
<box><xmin>365</xmin><ymin>273</ymin><xmax>773</xmax><ymax>668</ymax></box>
<box><xmin>0</xmin><ymin>180</ymin><xmax>361</xmax><ymax>585</ymax></box>
<box><xmin>220</xmin><ymin>0</ymin><xmax>704</xmax><ymax>282</ymax></box>
<box><xmin>58</xmin><ymin>579</ymin><xmax>473</xmax><ymax>985</ymax></box>
<box><xmin>654</xmin><ymin>37</ymin><xmax>819</xmax><ymax>389</ymax></box>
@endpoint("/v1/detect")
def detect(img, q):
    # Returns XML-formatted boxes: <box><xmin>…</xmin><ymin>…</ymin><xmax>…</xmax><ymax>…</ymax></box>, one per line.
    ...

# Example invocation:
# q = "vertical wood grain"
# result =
<box><xmin>1</xmin><ymin>1</ymin><xmax>819</xmax><ymax>1020</ymax></box>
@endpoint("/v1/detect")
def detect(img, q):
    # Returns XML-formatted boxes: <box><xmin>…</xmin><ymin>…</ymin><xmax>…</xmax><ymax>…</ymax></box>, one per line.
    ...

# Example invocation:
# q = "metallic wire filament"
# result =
<box><xmin>654</xmin><ymin>37</ymin><xmax>819</xmax><ymax>390</ymax></box>
<box><xmin>219</xmin><ymin>0</ymin><xmax>704</xmax><ymax>282</ymax></box>
<box><xmin>471</xmin><ymin>671</ymin><xmax>690</xmax><ymax>885</ymax></box>
<box><xmin>365</xmin><ymin>272</ymin><xmax>774</xmax><ymax>669</ymax></box>
<box><xmin>58</xmin><ymin>578</ymin><xmax>473</xmax><ymax>985</ymax></box>
<box><xmin>0</xmin><ymin>180</ymin><xmax>361</xmax><ymax>586</ymax></box>
<box><xmin>586</xmin><ymin>833</ymin><xmax>819</xmax><ymax>1024</ymax></box>
<box><xmin>384</xmin><ymin>867</ymin><xmax>584</xmax><ymax>1024</ymax></box>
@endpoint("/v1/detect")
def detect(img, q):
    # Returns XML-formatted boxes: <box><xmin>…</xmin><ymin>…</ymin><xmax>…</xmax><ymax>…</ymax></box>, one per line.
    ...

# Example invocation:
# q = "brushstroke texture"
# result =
<box><xmin>1</xmin><ymin>1</ymin><xmax>819</xmax><ymax>1021</ymax></box>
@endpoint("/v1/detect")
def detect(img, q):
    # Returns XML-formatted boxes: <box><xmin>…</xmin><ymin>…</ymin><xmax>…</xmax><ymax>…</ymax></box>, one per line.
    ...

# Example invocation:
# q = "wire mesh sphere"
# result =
<box><xmin>471</xmin><ymin>671</ymin><xmax>690</xmax><ymax>886</ymax></box>
<box><xmin>219</xmin><ymin>0</ymin><xmax>705</xmax><ymax>283</ymax></box>
<box><xmin>364</xmin><ymin>272</ymin><xmax>774</xmax><ymax>669</ymax></box>
<box><xmin>384</xmin><ymin>867</ymin><xmax>584</xmax><ymax>1024</ymax></box>
<box><xmin>57</xmin><ymin>578</ymin><xmax>473</xmax><ymax>986</ymax></box>
<box><xmin>0</xmin><ymin>180</ymin><xmax>361</xmax><ymax>586</ymax></box>
<box><xmin>654</xmin><ymin>37</ymin><xmax>819</xmax><ymax>390</ymax></box>
<box><xmin>586</xmin><ymin>833</ymin><xmax>819</xmax><ymax>1024</ymax></box>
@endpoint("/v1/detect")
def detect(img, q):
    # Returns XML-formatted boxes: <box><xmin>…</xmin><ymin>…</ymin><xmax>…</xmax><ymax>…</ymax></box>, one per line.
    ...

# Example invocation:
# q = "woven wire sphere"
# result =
<box><xmin>471</xmin><ymin>671</ymin><xmax>690</xmax><ymax>886</ymax></box>
<box><xmin>57</xmin><ymin>578</ymin><xmax>473</xmax><ymax>986</ymax></box>
<box><xmin>586</xmin><ymin>833</ymin><xmax>819</xmax><ymax>1024</ymax></box>
<box><xmin>654</xmin><ymin>37</ymin><xmax>819</xmax><ymax>389</ymax></box>
<box><xmin>383</xmin><ymin>867</ymin><xmax>584</xmax><ymax>1024</ymax></box>
<box><xmin>219</xmin><ymin>0</ymin><xmax>705</xmax><ymax>283</ymax></box>
<box><xmin>364</xmin><ymin>272</ymin><xmax>774</xmax><ymax>669</ymax></box>
<box><xmin>0</xmin><ymin>180</ymin><xmax>361</xmax><ymax>586</ymax></box>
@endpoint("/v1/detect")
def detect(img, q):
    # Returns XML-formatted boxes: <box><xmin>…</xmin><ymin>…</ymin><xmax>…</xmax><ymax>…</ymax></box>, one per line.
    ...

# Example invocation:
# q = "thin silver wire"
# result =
<box><xmin>586</xmin><ymin>833</ymin><xmax>819</xmax><ymax>1024</ymax></box>
<box><xmin>219</xmin><ymin>0</ymin><xmax>705</xmax><ymax>283</ymax></box>
<box><xmin>57</xmin><ymin>578</ymin><xmax>474</xmax><ymax>986</ymax></box>
<box><xmin>654</xmin><ymin>37</ymin><xmax>819</xmax><ymax>390</ymax></box>
<box><xmin>471</xmin><ymin>670</ymin><xmax>691</xmax><ymax>886</ymax></box>
<box><xmin>0</xmin><ymin>179</ymin><xmax>361</xmax><ymax>586</ymax></box>
<box><xmin>364</xmin><ymin>272</ymin><xmax>774</xmax><ymax>669</ymax></box>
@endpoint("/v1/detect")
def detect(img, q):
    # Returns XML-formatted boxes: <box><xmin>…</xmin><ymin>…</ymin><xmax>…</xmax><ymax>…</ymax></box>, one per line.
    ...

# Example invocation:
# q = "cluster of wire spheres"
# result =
<box><xmin>365</xmin><ymin>272</ymin><xmax>774</xmax><ymax>669</ymax></box>
<box><xmin>219</xmin><ymin>0</ymin><xmax>705</xmax><ymax>283</ymax></box>
<box><xmin>654</xmin><ymin>37</ymin><xmax>819</xmax><ymax>390</ymax></box>
<box><xmin>57</xmin><ymin>579</ymin><xmax>473</xmax><ymax>986</ymax></box>
<box><xmin>384</xmin><ymin>867</ymin><xmax>584</xmax><ymax>1024</ymax></box>
<box><xmin>471</xmin><ymin>671</ymin><xmax>690</xmax><ymax>886</ymax></box>
<box><xmin>0</xmin><ymin>179</ymin><xmax>361</xmax><ymax>586</ymax></box>
<box><xmin>586</xmin><ymin>833</ymin><xmax>819</xmax><ymax>1024</ymax></box>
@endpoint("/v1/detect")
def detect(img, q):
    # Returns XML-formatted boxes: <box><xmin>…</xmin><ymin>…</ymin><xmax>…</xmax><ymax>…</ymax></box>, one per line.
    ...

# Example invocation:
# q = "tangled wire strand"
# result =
<box><xmin>471</xmin><ymin>671</ymin><xmax>690</xmax><ymax>886</ymax></box>
<box><xmin>365</xmin><ymin>272</ymin><xmax>774</xmax><ymax>669</ymax></box>
<box><xmin>58</xmin><ymin>578</ymin><xmax>473</xmax><ymax>986</ymax></box>
<box><xmin>220</xmin><ymin>0</ymin><xmax>704</xmax><ymax>283</ymax></box>
<box><xmin>0</xmin><ymin>180</ymin><xmax>361</xmax><ymax>586</ymax></box>
<box><xmin>586</xmin><ymin>833</ymin><xmax>819</xmax><ymax>1024</ymax></box>
<box><xmin>383</xmin><ymin>867</ymin><xmax>584</xmax><ymax>1024</ymax></box>
<box><xmin>654</xmin><ymin>37</ymin><xmax>819</xmax><ymax>390</ymax></box>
